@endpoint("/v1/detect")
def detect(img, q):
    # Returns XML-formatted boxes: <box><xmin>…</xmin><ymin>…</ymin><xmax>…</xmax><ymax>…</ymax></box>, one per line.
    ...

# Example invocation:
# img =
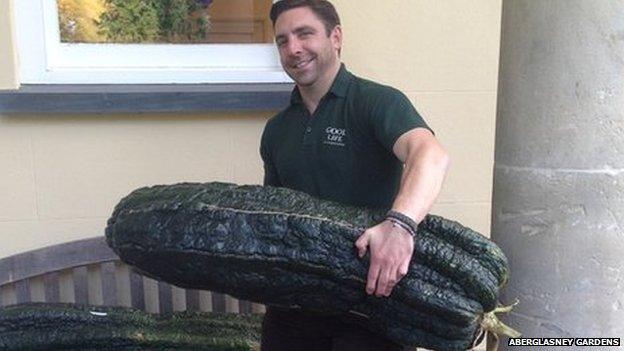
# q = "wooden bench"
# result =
<box><xmin>0</xmin><ymin>236</ymin><xmax>266</xmax><ymax>315</ymax></box>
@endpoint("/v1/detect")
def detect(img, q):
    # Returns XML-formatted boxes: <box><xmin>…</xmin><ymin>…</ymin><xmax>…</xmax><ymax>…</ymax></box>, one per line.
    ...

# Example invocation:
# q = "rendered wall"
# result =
<box><xmin>0</xmin><ymin>0</ymin><xmax>502</xmax><ymax>258</ymax></box>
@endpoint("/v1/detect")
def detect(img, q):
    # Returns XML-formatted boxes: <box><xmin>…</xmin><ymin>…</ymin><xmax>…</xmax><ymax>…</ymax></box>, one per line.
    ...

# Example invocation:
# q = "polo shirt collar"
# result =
<box><xmin>290</xmin><ymin>63</ymin><xmax>351</xmax><ymax>105</ymax></box>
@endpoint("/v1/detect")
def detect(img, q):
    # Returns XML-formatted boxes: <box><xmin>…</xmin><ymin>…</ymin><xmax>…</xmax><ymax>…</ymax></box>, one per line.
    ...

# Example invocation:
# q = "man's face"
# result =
<box><xmin>274</xmin><ymin>7</ymin><xmax>341</xmax><ymax>88</ymax></box>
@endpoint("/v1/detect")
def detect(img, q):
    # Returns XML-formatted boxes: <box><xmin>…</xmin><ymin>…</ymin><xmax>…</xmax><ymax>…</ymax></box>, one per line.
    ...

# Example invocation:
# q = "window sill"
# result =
<box><xmin>0</xmin><ymin>83</ymin><xmax>294</xmax><ymax>113</ymax></box>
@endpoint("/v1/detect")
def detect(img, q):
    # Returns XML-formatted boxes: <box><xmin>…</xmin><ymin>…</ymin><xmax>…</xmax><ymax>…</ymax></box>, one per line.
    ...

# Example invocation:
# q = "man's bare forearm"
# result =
<box><xmin>391</xmin><ymin>135</ymin><xmax>450</xmax><ymax>223</ymax></box>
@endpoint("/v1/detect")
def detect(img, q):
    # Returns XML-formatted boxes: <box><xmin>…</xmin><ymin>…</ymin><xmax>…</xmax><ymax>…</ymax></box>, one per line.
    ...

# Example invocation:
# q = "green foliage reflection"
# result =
<box><xmin>97</xmin><ymin>0</ymin><xmax>211</xmax><ymax>43</ymax></box>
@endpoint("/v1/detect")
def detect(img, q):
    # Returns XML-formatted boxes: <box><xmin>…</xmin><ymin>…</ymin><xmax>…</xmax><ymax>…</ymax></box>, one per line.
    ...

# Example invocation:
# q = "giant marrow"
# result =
<box><xmin>0</xmin><ymin>303</ymin><xmax>261</xmax><ymax>350</ymax></box>
<box><xmin>105</xmin><ymin>182</ymin><xmax>519</xmax><ymax>351</ymax></box>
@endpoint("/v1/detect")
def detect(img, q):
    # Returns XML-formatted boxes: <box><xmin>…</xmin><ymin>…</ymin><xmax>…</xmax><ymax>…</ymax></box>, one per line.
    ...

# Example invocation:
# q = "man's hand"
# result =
<box><xmin>354</xmin><ymin>220</ymin><xmax>414</xmax><ymax>297</ymax></box>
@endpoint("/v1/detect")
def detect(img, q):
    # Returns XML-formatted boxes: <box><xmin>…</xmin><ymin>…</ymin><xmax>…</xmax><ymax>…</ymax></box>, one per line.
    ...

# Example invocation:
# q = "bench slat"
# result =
<box><xmin>58</xmin><ymin>270</ymin><xmax>74</xmax><ymax>303</ymax></box>
<box><xmin>43</xmin><ymin>272</ymin><xmax>60</xmax><ymax>303</ymax></box>
<box><xmin>211</xmin><ymin>292</ymin><xmax>226</xmax><ymax>313</ymax></box>
<box><xmin>100</xmin><ymin>262</ymin><xmax>117</xmax><ymax>306</ymax></box>
<box><xmin>225</xmin><ymin>295</ymin><xmax>240</xmax><ymax>313</ymax></box>
<box><xmin>129</xmin><ymin>271</ymin><xmax>145</xmax><ymax>311</ymax></box>
<box><xmin>15</xmin><ymin>280</ymin><xmax>30</xmax><ymax>304</ymax></box>
<box><xmin>0</xmin><ymin>284</ymin><xmax>16</xmax><ymax>307</ymax></box>
<box><xmin>199</xmin><ymin>290</ymin><xmax>212</xmax><ymax>312</ymax></box>
<box><xmin>72</xmin><ymin>266</ymin><xmax>89</xmax><ymax>305</ymax></box>
<box><xmin>251</xmin><ymin>303</ymin><xmax>266</xmax><ymax>314</ymax></box>
<box><xmin>158</xmin><ymin>281</ymin><xmax>173</xmax><ymax>314</ymax></box>
<box><xmin>185</xmin><ymin>289</ymin><xmax>200</xmax><ymax>312</ymax></box>
<box><xmin>239</xmin><ymin>300</ymin><xmax>252</xmax><ymax>314</ymax></box>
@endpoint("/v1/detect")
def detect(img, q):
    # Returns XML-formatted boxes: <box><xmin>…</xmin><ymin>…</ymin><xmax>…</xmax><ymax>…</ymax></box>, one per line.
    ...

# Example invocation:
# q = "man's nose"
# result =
<box><xmin>286</xmin><ymin>38</ymin><xmax>302</xmax><ymax>56</ymax></box>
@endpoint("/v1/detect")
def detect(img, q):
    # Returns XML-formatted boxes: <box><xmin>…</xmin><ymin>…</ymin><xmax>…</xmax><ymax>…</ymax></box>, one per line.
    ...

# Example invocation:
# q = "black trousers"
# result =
<box><xmin>261</xmin><ymin>307</ymin><xmax>414</xmax><ymax>351</ymax></box>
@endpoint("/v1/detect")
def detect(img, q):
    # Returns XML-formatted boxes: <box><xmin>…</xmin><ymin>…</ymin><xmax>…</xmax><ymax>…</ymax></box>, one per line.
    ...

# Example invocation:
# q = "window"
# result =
<box><xmin>13</xmin><ymin>0</ymin><xmax>290</xmax><ymax>84</ymax></box>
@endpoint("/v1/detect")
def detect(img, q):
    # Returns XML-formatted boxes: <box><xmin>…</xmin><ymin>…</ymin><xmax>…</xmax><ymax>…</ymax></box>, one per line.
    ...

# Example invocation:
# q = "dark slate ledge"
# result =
<box><xmin>0</xmin><ymin>83</ymin><xmax>294</xmax><ymax>113</ymax></box>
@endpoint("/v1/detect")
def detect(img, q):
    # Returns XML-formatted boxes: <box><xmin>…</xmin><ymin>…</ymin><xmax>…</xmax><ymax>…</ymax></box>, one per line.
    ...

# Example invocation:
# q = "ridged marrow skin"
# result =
<box><xmin>105</xmin><ymin>182</ymin><xmax>510</xmax><ymax>351</ymax></box>
<box><xmin>0</xmin><ymin>303</ymin><xmax>261</xmax><ymax>350</ymax></box>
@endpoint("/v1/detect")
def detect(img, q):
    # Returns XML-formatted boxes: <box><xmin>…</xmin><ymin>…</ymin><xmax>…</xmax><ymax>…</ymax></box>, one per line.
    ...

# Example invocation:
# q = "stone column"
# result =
<box><xmin>492</xmin><ymin>0</ymin><xmax>624</xmax><ymax>347</ymax></box>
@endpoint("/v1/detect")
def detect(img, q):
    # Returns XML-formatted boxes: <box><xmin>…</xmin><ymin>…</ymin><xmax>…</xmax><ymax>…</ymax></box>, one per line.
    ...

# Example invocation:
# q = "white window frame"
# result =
<box><xmin>13</xmin><ymin>0</ymin><xmax>291</xmax><ymax>85</ymax></box>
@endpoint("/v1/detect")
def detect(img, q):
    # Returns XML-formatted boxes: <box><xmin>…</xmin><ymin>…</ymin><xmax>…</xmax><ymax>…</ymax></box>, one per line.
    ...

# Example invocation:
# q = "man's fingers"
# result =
<box><xmin>355</xmin><ymin>231</ymin><xmax>370</xmax><ymax>258</ymax></box>
<box><xmin>385</xmin><ymin>278</ymin><xmax>397</xmax><ymax>297</ymax></box>
<box><xmin>386</xmin><ymin>265</ymin><xmax>405</xmax><ymax>296</ymax></box>
<box><xmin>398</xmin><ymin>259</ymin><xmax>410</xmax><ymax>278</ymax></box>
<box><xmin>376</xmin><ymin>266</ymin><xmax>393</xmax><ymax>297</ymax></box>
<box><xmin>366</xmin><ymin>262</ymin><xmax>380</xmax><ymax>295</ymax></box>
<box><xmin>382</xmin><ymin>257</ymin><xmax>412</xmax><ymax>296</ymax></box>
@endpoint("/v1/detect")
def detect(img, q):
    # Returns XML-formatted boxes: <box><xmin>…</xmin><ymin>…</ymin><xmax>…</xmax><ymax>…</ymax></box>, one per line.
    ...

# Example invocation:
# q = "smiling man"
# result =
<box><xmin>259</xmin><ymin>1</ymin><xmax>450</xmax><ymax>350</ymax></box>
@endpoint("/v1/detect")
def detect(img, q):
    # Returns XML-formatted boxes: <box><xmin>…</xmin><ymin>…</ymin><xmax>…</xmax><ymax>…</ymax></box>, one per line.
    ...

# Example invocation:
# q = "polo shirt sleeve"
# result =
<box><xmin>260</xmin><ymin>122</ymin><xmax>282</xmax><ymax>187</ymax></box>
<box><xmin>364</xmin><ymin>87</ymin><xmax>433</xmax><ymax>153</ymax></box>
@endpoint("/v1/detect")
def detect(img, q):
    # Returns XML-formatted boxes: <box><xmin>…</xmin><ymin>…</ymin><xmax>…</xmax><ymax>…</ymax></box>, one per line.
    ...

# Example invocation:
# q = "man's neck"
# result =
<box><xmin>299</xmin><ymin>61</ymin><xmax>341</xmax><ymax>115</ymax></box>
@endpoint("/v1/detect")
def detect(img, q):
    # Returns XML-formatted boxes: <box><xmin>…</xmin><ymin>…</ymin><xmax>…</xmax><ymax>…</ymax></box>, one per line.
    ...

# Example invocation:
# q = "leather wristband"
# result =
<box><xmin>386</xmin><ymin>217</ymin><xmax>416</xmax><ymax>237</ymax></box>
<box><xmin>386</xmin><ymin>210</ymin><xmax>419</xmax><ymax>238</ymax></box>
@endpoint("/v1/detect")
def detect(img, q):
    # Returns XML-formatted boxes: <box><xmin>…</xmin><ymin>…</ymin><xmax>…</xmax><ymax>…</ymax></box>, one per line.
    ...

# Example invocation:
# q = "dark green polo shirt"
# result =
<box><xmin>260</xmin><ymin>64</ymin><xmax>432</xmax><ymax>209</ymax></box>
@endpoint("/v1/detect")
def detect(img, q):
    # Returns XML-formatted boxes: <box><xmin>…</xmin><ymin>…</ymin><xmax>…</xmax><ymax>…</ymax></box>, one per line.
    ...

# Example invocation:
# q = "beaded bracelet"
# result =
<box><xmin>386</xmin><ymin>210</ymin><xmax>419</xmax><ymax>238</ymax></box>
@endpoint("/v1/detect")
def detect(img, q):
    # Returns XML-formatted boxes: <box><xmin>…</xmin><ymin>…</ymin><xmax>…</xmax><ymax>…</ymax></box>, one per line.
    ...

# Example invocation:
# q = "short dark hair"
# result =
<box><xmin>270</xmin><ymin>0</ymin><xmax>341</xmax><ymax>36</ymax></box>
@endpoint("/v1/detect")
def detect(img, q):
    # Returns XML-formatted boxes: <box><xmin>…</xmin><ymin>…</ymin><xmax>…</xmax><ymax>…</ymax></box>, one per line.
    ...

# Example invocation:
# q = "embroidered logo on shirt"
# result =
<box><xmin>323</xmin><ymin>126</ymin><xmax>346</xmax><ymax>147</ymax></box>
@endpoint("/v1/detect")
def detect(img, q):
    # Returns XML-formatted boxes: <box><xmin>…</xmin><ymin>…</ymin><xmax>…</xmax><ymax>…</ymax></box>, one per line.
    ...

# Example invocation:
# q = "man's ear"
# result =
<box><xmin>331</xmin><ymin>25</ymin><xmax>343</xmax><ymax>52</ymax></box>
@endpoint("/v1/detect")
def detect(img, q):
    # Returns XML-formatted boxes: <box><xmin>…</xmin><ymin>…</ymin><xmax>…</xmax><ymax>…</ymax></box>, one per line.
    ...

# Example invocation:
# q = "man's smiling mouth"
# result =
<box><xmin>292</xmin><ymin>58</ymin><xmax>314</xmax><ymax>69</ymax></box>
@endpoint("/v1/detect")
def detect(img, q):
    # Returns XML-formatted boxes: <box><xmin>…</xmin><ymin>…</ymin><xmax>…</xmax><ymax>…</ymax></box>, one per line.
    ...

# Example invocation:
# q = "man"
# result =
<box><xmin>259</xmin><ymin>1</ymin><xmax>450</xmax><ymax>350</ymax></box>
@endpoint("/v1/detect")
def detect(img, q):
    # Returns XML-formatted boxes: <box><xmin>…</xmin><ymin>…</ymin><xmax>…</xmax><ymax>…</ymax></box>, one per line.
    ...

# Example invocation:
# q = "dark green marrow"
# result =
<box><xmin>0</xmin><ymin>303</ymin><xmax>261</xmax><ymax>350</ymax></box>
<box><xmin>106</xmin><ymin>182</ymin><xmax>515</xmax><ymax>351</ymax></box>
